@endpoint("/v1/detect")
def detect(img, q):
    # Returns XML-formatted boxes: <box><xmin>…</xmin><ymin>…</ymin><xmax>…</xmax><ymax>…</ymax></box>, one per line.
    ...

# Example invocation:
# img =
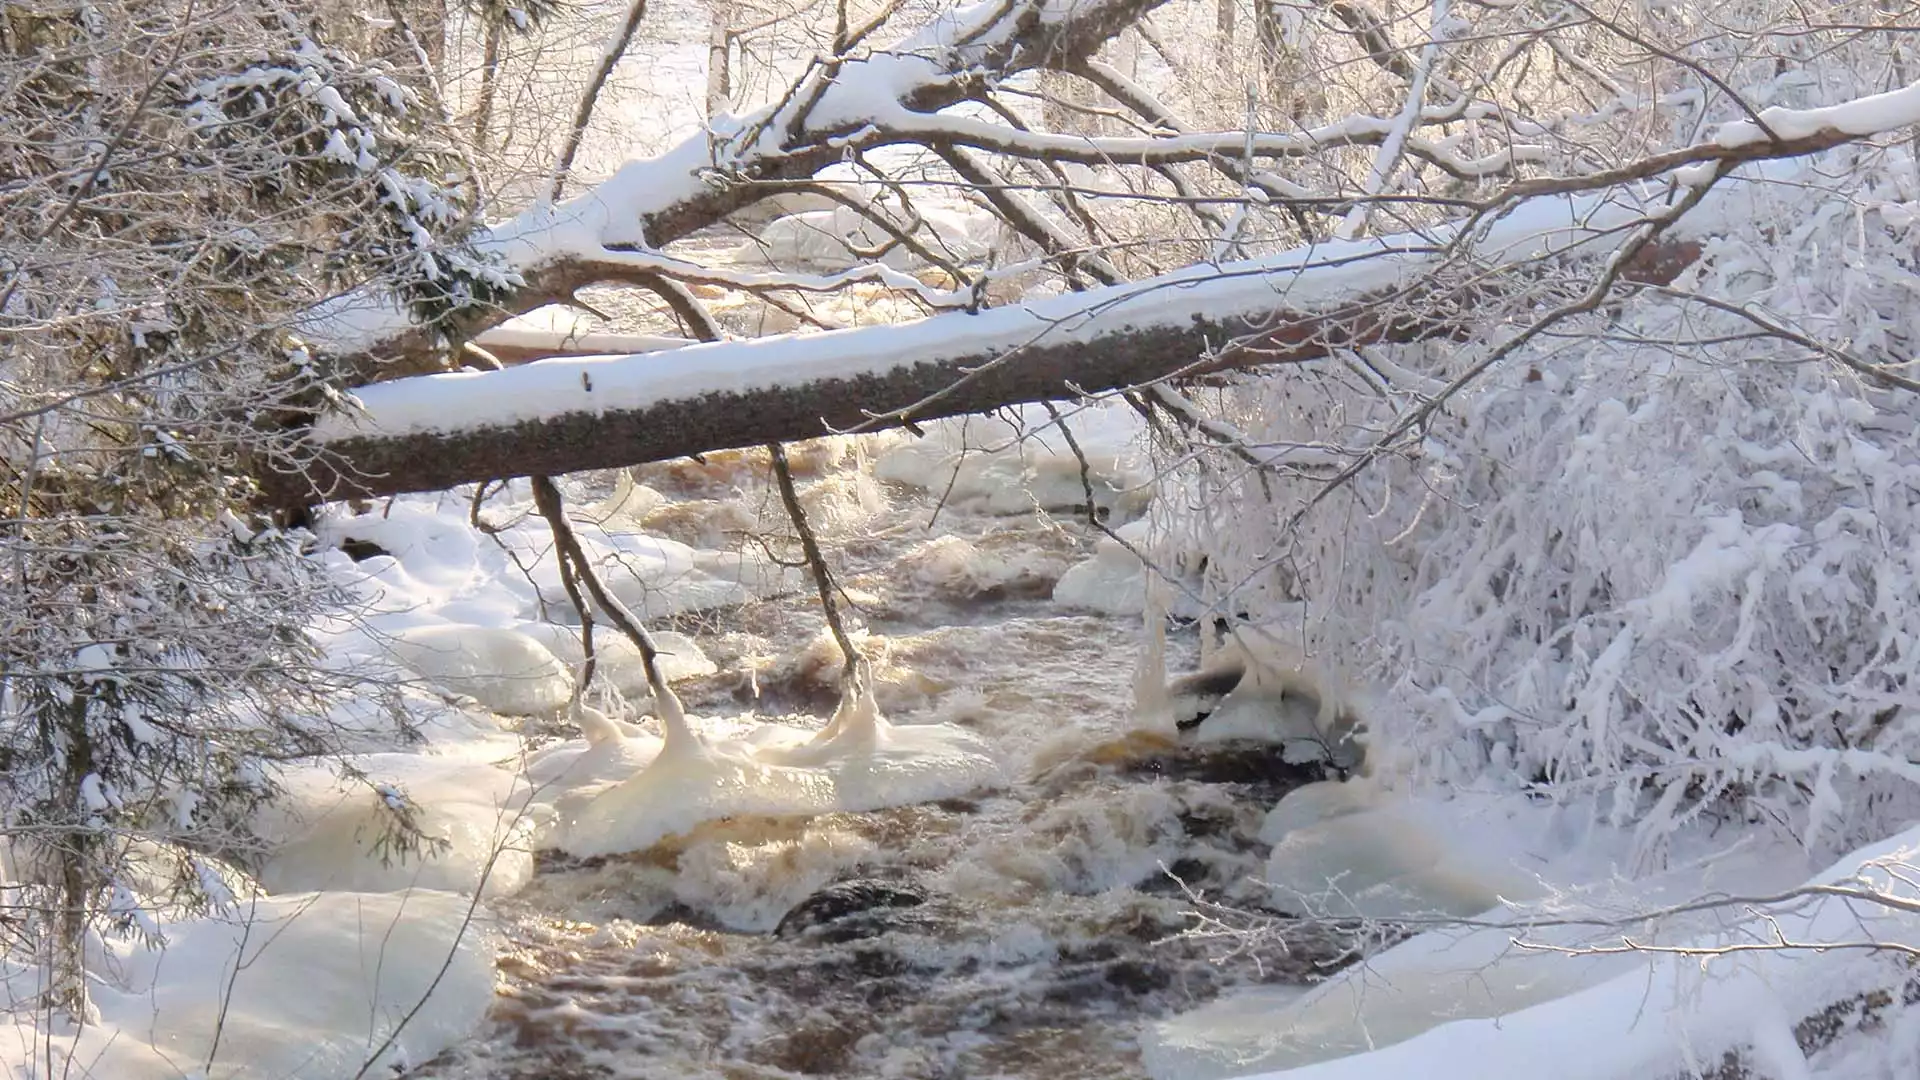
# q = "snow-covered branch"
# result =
<box><xmin>263</xmin><ymin>185</ymin><xmax>1695</xmax><ymax>505</ymax></box>
<box><xmin>300</xmin><ymin>0</ymin><xmax>1175</xmax><ymax>378</ymax></box>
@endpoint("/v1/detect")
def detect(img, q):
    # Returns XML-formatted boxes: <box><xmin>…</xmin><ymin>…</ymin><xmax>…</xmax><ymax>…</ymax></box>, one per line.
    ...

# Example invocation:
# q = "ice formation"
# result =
<box><xmin>256</xmin><ymin>751</ymin><xmax>535</xmax><ymax>898</ymax></box>
<box><xmin>385</xmin><ymin>623</ymin><xmax>574</xmax><ymax>716</ymax></box>
<box><xmin>1053</xmin><ymin>521</ymin><xmax>1151</xmax><ymax>616</ymax></box>
<box><xmin>556</xmin><ymin>683</ymin><xmax>1001</xmax><ymax>858</ymax></box>
<box><xmin>554</xmin><ymin>696</ymin><xmax>842</xmax><ymax>858</ymax></box>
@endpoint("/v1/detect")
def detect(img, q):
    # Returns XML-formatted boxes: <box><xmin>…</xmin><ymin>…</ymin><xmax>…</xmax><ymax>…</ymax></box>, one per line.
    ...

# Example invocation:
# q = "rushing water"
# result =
<box><xmin>405</xmin><ymin>448</ymin><xmax>1355</xmax><ymax>1080</ymax></box>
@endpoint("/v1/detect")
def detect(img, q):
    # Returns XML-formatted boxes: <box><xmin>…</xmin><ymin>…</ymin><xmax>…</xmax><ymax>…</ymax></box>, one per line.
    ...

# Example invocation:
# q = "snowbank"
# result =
<box><xmin>3</xmin><ymin>890</ymin><xmax>495</xmax><ymax>1080</ymax></box>
<box><xmin>1142</xmin><ymin>826</ymin><xmax>1920</xmax><ymax>1080</ymax></box>
<box><xmin>256</xmin><ymin>751</ymin><xmax>534</xmax><ymax>897</ymax></box>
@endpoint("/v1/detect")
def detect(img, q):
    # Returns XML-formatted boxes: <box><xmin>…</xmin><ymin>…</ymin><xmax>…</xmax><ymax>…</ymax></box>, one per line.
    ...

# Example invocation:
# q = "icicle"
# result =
<box><xmin>1132</xmin><ymin>574</ymin><xmax>1173</xmax><ymax>729</ymax></box>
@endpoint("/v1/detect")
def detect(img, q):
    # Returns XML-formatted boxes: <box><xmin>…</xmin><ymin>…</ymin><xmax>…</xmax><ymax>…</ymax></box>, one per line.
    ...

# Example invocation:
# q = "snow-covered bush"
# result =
<box><xmin>1176</xmin><ymin>148</ymin><xmax>1920</xmax><ymax>861</ymax></box>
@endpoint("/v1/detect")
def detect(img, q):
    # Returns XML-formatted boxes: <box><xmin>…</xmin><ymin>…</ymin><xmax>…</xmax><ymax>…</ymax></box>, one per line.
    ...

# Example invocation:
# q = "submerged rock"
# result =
<box><xmin>1124</xmin><ymin>738</ymin><xmax>1335</xmax><ymax>804</ymax></box>
<box><xmin>774</xmin><ymin>878</ymin><xmax>930</xmax><ymax>941</ymax></box>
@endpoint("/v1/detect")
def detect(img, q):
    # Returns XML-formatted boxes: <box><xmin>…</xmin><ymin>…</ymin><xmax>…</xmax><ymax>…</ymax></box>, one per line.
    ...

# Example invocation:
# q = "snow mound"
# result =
<box><xmin>4</xmin><ymin>890</ymin><xmax>495</xmax><ymax>1080</ymax></box>
<box><xmin>1143</xmin><ymin>832</ymin><xmax>1837</xmax><ymax>1080</ymax></box>
<box><xmin>385</xmin><ymin>624</ymin><xmax>573</xmax><ymax>716</ymax></box>
<box><xmin>130</xmin><ymin>891</ymin><xmax>493</xmax><ymax>1079</ymax></box>
<box><xmin>256</xmin><ymin>752</ymin><xmax>534</xmax><ymax>898</ymax></box>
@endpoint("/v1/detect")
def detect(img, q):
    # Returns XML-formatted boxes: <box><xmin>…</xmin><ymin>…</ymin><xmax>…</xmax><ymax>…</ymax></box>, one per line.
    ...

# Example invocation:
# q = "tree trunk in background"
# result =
<box><xmin>706</xmin><ymin>2</ymin><xmax>732</xmax><ymax>117</ymax></box>
<box><xmin>473</xmin><ymin>13</ymin><xmax>505</xmax><ymax>152</ymax></box>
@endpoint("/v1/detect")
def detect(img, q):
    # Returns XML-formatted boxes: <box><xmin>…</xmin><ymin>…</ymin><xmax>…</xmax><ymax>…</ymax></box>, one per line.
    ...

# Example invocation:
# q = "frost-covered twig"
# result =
<box><xmin>1335</xmin><ymin>0</ymin><xmax>1453</xmax><ymax>240</ymax></box>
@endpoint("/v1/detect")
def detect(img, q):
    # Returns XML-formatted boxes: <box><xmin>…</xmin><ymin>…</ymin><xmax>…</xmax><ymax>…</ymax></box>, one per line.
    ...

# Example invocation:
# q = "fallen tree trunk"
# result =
<box><xmin>256</xmin><ymin>196</ymin><xmax>1707</xmax><ymax>507</ymax></box>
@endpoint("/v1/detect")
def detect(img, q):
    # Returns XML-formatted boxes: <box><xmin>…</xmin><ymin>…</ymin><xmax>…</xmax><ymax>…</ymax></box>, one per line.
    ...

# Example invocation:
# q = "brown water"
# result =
<box><xmin>407</xmin><ymin>452</ymin><xmax>1352</xmax><ymax>1080</ymax></box>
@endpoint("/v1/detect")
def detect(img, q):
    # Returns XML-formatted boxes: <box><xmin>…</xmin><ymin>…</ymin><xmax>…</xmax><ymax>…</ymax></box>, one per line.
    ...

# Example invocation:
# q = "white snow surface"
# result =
<box><xmin>2</xmin><ymin>890</ymin><xmax>494</xmax><ymax>1080</ymax></box>
<box><xmin>254</xmin><ymin>749</ymin><xmax>535</xmax><ymax>897</ymax></box>
<box><xmin>1150</xmin><ymin>823</ymin><xmax>1920</xmax><ymax>1080</ymax></box>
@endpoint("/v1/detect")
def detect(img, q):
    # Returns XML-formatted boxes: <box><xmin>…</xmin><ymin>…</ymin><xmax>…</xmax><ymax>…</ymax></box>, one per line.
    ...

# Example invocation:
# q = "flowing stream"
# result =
<box><xmin>407</xmin><ymin>450</ymin><xmax>1353</xmax><ymax>1080</ymax></box>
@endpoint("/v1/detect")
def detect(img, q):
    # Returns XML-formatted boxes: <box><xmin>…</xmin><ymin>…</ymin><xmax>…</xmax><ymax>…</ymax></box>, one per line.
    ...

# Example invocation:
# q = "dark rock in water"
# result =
<box><xmin>1125</xmin><ymin>738</ymin><xmax>1333</xmax><ymax>801</ymax></box>
<box><xmin>774</xmin><ymin>878</ymin><xmax>929</xmax><ymax>941</ymax></box>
